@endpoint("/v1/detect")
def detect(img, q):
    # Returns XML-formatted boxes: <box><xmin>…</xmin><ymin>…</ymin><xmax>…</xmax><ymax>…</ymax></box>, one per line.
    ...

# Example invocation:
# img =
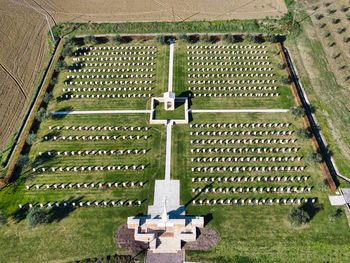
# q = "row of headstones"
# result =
<box><xmin>192</xmin><ymin>186</ymin><xmax>312</xmax><ymax>194</ymax></box>
<box><xmin>187</xmin><ymin>50</ymin><xmax>268</xmax><ymax>55</ymax></box>
<box><xmin>191</xmin><ymin>175</ymin><xmax>309</xmax><ymax>183</ymax></box>
<box><xmin>76</xmin><ymin>46</ymin><xmax>155</xmax><ymax>51</ymax></box>
<box><xmin>72</xmin><ymin>56</ymin><xmax>155</xmax><ymax>62</ymax></box>
<box><xmin>190</xmin><ymin>138</ymin><xmax>297</xmax><ymax>145</ymax></box>
<box><xmin>190</xmin><ymin>147</ymin><xmax>299</xmax><ymax>153</ymax></box>
<box><xmin>187</xmin><ymin>56</ymin><xmax>269</xmax><ymax>61</ymax></box>
<box><xmin>187</xmin><ymin>45</ymin><xmax>266</xmax><ymax>49</ymax></box>
<box><xmin>71</xmin><ymin>62</ymin><xmax>155</xmax><ymax>68</ymax></box>
<box><xmin>64</xmin><ymin>80</ymin><xmax>153</xmax><ymax>85</ymax></box>
<box><xmin>189</xmin><ymin>86</ymin><xmax>277</xmax><ymax>91</ymax></box>
<box><xmin>32</xmin><ymin>165</ymin><xmax>146</xmax><ymax>173</ymax></box>
<box><xmin>189</xmin><ymin>130</ymin><xmax>293</xmax><ymax>136</ymax></box>
<box><xmin>44</xmin><ymin>135</ymin><xmax>149</xmax><ymax>141</ymax></box>
<box><xmin>188</xmin><ymin>61</ymin><xmax>271</xmax><ymax>66</ymax></box>
<box><xmin>60</xmin><ymin>93</ymin><xmax>153</xmax><ymax>99</ymax></box>
<box><xmin>26</xmin><ymin>181</ymin><xmax>144</xmax><ymax>190</ymax></box>
<box><xmin>74</xmin><ymin>51</ymin><xmax>156</xmax><ymax>56</ymax></box>
<box><xmin>69</xmin><ymin>67</ymin><xmax>154</xmax><ymax>73</ymax></box>
<box><xmin>67</xmin><ymin>74</ymin><xmax>154</xmax><ymax>79</ymax></box>
<box><xmin>192</xmin><ymin>93</ymin><xmax>279</xmax><ymax>98</ymax></box>
<box><xmin>188</xmin><ymin>79</ymin><xmax>276</xmax><ymax>84</ymax></box>
<box><xmin>191</xmin><ymin>165</ymin><xmax>306</xmax><ymax>173</ymax></box>
<box><xmin>62</xmin><ymin>87</ymin><xmax>153</xmax><ymax>92</ymax></box>
<box><xmin>190</xmin><ymin>156</ymin><xmax>302</xmax><ymax>163</ymax></box>
<box><xmin>49</xmin><ymin>126</ymin><xmax>150</xmax><ymax>131</ymax></box>
<box><xmin>39</xmin><ymin>149</ymin><xmax>147</xmax><ymax>156</ymax></box>
<box><xmin>188</xmin><ymin>73</ymin><xmax>274</xmax><ymax>78</ymax></box>
<box><xmin>190</xmin><ymin>122</ymin><xmax>291</xmax><ymax>129</ymax></box>
<box><xmin>18</xmin><ymin>200</ymin><xmax>142</xmax><ymax>209</ymax></box>
<box><xmin>188</xmin><ymin>67</ymin><xmax>273</xmax><ymax>72</ymax></box>
<box><xmin>192</xmin><ymin>198</ymin><xmax>317</xmax><ymax>206</ymax></box>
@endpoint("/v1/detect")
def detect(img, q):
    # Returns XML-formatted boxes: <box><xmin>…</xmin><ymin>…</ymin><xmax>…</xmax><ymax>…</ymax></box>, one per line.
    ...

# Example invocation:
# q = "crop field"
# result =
<box><xmin>1</xmin><ymin>35</ymin><xmax>350</xmax><ymax>262</ymax></box>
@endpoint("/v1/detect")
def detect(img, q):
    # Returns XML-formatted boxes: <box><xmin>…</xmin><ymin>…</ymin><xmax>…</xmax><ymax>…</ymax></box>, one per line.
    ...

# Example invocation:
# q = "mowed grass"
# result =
<box><xmin>49</xmin><ymin>39</ymin><xmax>169</xmax><ymax>112</ymax></box>
<box><xmin>171</xmin><ymin>112</ymin><xmax>350</xmax><ymax>262</ymax></box>
<box><xmin>173</xmin><ymin>40</ymin><xmax>295</xmax><ymax>110</ymax></box>
<box><xmin>0</xmin><ymin>113</ymin><xmax>166</xmax><ymax>262</ymax></box>
<box><xmin>154</xmin><ymin>102</ymin><xmax>185</xmax><ymax>120</ymax></box>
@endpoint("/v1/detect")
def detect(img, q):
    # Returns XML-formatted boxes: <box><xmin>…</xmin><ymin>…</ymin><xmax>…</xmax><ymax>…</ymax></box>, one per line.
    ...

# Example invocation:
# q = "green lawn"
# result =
<box><xmin>154</xmin><ymin>102</ymin><xmax>185</xmax><ymax>120</ymax></box>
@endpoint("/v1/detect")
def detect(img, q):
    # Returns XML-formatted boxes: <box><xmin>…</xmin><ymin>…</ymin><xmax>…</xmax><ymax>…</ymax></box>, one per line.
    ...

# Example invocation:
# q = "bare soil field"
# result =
<box><xmin>0</xmin><ymin>0</ymin><xmax>287</xmax><ymax>155</ymax></box>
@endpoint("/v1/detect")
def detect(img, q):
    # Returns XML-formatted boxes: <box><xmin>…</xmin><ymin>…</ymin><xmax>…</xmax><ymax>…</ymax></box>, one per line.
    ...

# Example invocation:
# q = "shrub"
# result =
<box><xmin>287</xmin><ymin>207</ymin><xmax>310</xmax><ymax>226</ymax></box>
<box><xmin>49</xmin><ymin>77</ymin><xmax>58</xmax><ymax>86</ymax></box>
<box><xmin>265</xmin><ymin>34</ymin><xmax>278</xmax><ymax>43</ymax></box>
<box><xmin>323</xmin><ymin>1</ymin><xmax>331</xmax><ymax>7</ymax></box>
<box><xmin>332</xmin><ymin>52</ymin><xmax>340</xmax><ymax>59</ymax></box>
<box><xmin>26</xmin><ymin>133</ymin><xmax>37</xmax><ymax>145</ymax></box>
<box><xmin>336</xmin><ymin>27</ymin><xmax>346</xmax><ymax>34</ymax></box>
<box><xmin>319</xmin><ymin>23</ymin><xmax>326</xmax><ymax>29</ymax></box>
<box><xmin>277</xmin><ymin>63</ymin><xmax>285</xmax><ymax>70</ymax></box>
<box><xmin>323</xmin><ymin>31</ymin><xmax>330</xmax><ymax>38</ymax></box>
<box><xmin>84</xmin><ymin>35</ymin><xmax>97</xmax><ymax>45</ymax></box>
<box><xmin>223</xmin><ymin>34</ymin><xmax>239</xmax><ymax>44</ymax></box>
<box><xmin>35</xmin><ymin>107</ymin><xmax>50</xmax><ymax>122</ymax></box>
<box><xmin>341</xmin><ymin>5</ymin><xmax>349</xmax><ymax>12</ymax></box>
<box><xmin>0</xmin><ymin>210</ymin><xmax>7</xmax><ymax>226</ymax></box>
<box><xmin>110</xmin><ymin>34</ymin><xmax>122</xmax><ymax>44</ymax></box>
<box><xmin>343</xmin><ymin>36</ymin><xmax>350</xmax><ymax>43</ymax></box>
<box><xmin>201</xmin><ymin>34</ymin><xmax>211</xmax><ymax>43</ymax></box>
<box><xmin>315</xmin><ymin>13</ymin><xmax>323</xmax><ymax>20</ymax></box>
<box><xmin>326</xmin><ymin>8</ymin><xmax>336</xmax><ymax>15</ymax></box>
<box><xmin>16</xmin><ymin>154</ymin><xmax>29</xmax><ymax>168</ymax></box>
<box><xmin>347</xmin><ymin>14</ymin><xmax>350</xmax><ymax>21</ymax></box>
<box><xmin>154</xmin><ymin>35</ymin><xmax>165</xmax><ymax>44</ymax></box>
<box><xmin>178</xmin><ymin>34</ymin><xmax>189</xmax><ymax>43</ymax></box>
<box><xmin>329</xmin><ymin>208</ymin><xmax>343</xmax><ymax>222</ymax></box>
<box><xmin>306</xmin><ymin>151</ymin><xmax>323</xmax><ymax>165</ymax></box>
<box><xmin>26</xmin><ymin>207</ymin><xmax>48</xmax><ymax>229</ymax></box>
<box><xmin>280</xmin><ymin>75</ymin><xmax>291</xmax><ymax>85</ymax></box>
<box><xmin>245</xmin><ymin>34</ymin><xmax>256</xmax><ymax>42</ymax></box>
<box><xmin>296</xmin><ymin>128</ymin><xmax>311</xmax><ymax>139</ymax></box>
<box><xmin>289</xmin><ymin>106</ymin><xmax>305</xmax><ymax>118</ymax></box>
<box><xmin>43</xmin><ymin>92</ymin><xmax>54</xmax><ymax>104</ymax></box>
<box><xmin>55</xmin><ymin>60</ymin><xmax>67</xmax><ymax>71</ymax></box>
<box><xmin>327</xmin><ymin>41</ymin><xmax>336</xmax><ymax>47</ymax></box>
<box><xmin>331</xmin><ymin>18</ymin><xmax>340</xmax><ymax>24</ymax></box>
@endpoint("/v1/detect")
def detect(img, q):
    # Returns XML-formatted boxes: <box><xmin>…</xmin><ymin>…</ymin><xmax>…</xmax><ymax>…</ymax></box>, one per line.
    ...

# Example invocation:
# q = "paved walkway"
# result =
<box><xmin>51</xmin><ymin>110</ymin><xmax>151</xmax><ymax>115</ymax></box>
<box><xmin>165</xmin><ymin>122</ymin><xmax>172</xmax><ymax>181</ymax></box>
<box><xmin>190</xmin><ymin>109</ymin><xmax>289</xmax><ymax>113</ymax></box>
<box><xmin>168</xmin><ymin>42</ymin><xmax>174</xmax><ymax>93</ymax></box>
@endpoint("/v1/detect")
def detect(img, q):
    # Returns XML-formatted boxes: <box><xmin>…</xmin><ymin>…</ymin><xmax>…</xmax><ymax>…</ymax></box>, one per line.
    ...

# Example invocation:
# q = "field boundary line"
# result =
<box><xmin>0</xmin><ymin>63</ymin><xmax>27</xmax><ymax>98</ymax></box>
<box><xmin>1</xmin><ymin>38</ymin><xmax>64</xmax><ymax>187</ymax></box>
<box><xmin>190</xmin><ymin>109</ymin><xmax>289</xmax><ymax>113</ymax></box>
<box><xmin>52</xmin><ymin>110</ymin><xmax>151</xmax><ymax>115</ymax></box>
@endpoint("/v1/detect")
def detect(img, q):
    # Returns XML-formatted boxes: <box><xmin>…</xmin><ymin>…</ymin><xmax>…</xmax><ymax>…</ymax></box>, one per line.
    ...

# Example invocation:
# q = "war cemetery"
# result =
<box><xmin>1</xmin><ymin>30</ymin><xmax>350</xmax><ymax>262</ymax></box>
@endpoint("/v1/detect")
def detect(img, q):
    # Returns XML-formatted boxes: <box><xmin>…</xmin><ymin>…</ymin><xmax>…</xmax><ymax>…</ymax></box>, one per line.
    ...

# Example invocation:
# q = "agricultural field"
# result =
<box><xmin>1</xmin><ymin>34</ymin><xmax>350</xmax><ymax>263</ymax></box>
<box><xmin>287</xmin><ymin>0</ymin><xmax>350</xmax><ymax>179</ymax></box>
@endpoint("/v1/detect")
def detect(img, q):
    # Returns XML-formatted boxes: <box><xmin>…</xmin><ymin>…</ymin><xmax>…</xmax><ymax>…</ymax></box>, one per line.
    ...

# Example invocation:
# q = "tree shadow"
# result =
<box><xmin>188</xmin><ymin>34</ymin><xmax>200</xmax><ymax>44</ymax></box>
<box><xmin>300</xmin><ymin>201</ymin><xmax>323</xmax><ymax>221</ymax></box>
<box><xmin>51</xmin><ymin>106</ymin><xmax>74</xmax><ymax>120</ymax></box>
<box><xmin>47</xmin><ymin>197</ymin><xmax>84</xmax><ymax>223</ymax></box>
<box><xmin>57</xmin><ymin>92</ymin><xmax>73</xmax><ymax>102</ymax></box>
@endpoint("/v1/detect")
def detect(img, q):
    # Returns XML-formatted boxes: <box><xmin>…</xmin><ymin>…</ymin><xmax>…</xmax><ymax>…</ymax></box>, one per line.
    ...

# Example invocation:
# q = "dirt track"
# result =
<box><xmin>0</xmin><ymin>0</ymin><xmax>287</xmax><ymax>152</ymax></box>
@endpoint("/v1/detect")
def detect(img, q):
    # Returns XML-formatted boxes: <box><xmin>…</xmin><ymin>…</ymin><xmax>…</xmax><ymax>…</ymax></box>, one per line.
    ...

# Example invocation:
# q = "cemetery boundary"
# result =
<box><xmin>0</xmin><ymin>38</ymin><xmax>64</xmax><ymax>187</ymax></box>
<box><xmin>277</xmin><ymin>42</ymin><xmax>340</xmax><ymax>189</ymax></box>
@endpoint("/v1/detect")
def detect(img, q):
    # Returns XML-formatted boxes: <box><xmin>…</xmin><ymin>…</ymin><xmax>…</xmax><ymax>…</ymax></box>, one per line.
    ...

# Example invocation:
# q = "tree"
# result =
<box><xmin>296</xmin><ymin>128</ymin><xmax>311</xmax><ymax>139</ymax></box>
<box><xmin>289</xmin><ymin>106</ymin><xmax>305</xmax><ymax>118</ymax></box>
<box><xmin>287</xmin><ymin>207</ymin><xmax>310</xmax><ymax>226</ymax></box>
<box><xmin>50</xmin><ymin>77</ymin><xmax>58</xmax><ymax>87</ymax></box>
<box><xmin>26</xmin><ymin>132</ymin><xmax>37</xmax><ymax>145</ymax></box>
<box><xmin>61</xmin><ymin>43</ymin><xmax>72</xmax><ymax>57</ymax></box>
<box><xmin>223</xmin><ymin>34</ymin><xmax>239</xmax><ymax>44</ymax></box>
<box><xmin>154</xmin><ymin>35</ymin><xmax>165</xmax><ymax>44</ymax></box>
<box><xmin>306</xmin><ymin>151</ymin><xmax>323</xmax><ymax>165</ymax></box>
<box><xmin>315</xmin><ymin>13</ymin><xmax>323</xmax><ymax>20</ymax></box>
<box><xmin>266</xmin><ymin>34</ymin><xmax>278</xmax><ymax>43</ymax></box>
<box><xmin>43</xmin><ymin>92</ymin><xmax>54</xmax><ymax>104</ymax></box>
<box><xmin>202</xmin><ymin>34</ymin><xmax>211</xmax><ymax>43</ymax></box>
<box><xmin>16</xmin><ymin>154</ymin><xmax>29</xmax><ymax>168</ymax></box>
<box><xmin>26</xmin><ymin>207</ymin><xmax>48</xmax><ymax>229</ymax></box>
<box><xmin>55</xmin><ymin>60</ymin><xmax>67</xmax><ymax>71</ymax></box>
<box><xmin>0</xmin><ymin>210</ymin><xmax>7</xmax><ymax>226</ymax></box>
<box><xmin>280</xmin><ymin>75</ymin><xmax>291</xmax><ymax>85</ymax></box>
<box><xmin>245</xmin><ymin>34</ymin><xmax>256</xmax><ymax>42</ymax></box>
<box><xmin>111</xmin><ymin>35</ymin><xmax>122</xmax><ymax>44</ymax></box>
<box><xmin>179</xmin><ymin>34</ymin><xmax>189</xmax><ymax>43</ymax></box>
<box><xmin>35</xmin><ymin>107</ymin><xmax>50</xmax><ymax>122</ymax></box>
<box><xmin>84</xmin><ymin>35</ymin><xmax>97</xmax><ymax>45</ymax></box>
<box><xmin>277</xmin><ymin>63</ymin><xmax>285</xmax><ymax>70</ymax></box>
